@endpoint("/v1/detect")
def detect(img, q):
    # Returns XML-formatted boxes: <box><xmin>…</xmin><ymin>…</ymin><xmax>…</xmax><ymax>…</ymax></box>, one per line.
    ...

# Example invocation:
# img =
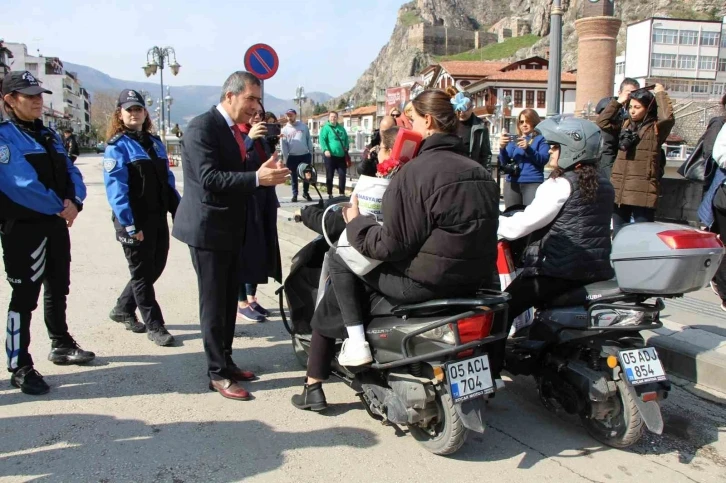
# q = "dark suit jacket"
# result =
<box><xmin>172</xmin><ymin>107</ymin><xmax>257</xmax><ymax>251</ymax></box>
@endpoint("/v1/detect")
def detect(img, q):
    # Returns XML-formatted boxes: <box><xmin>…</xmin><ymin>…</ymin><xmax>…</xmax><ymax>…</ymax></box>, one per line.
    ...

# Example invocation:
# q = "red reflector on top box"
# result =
<box><xmin>657</xmin><ymin>230</ymin><xmax>723</xmax><ymax>250</ymax></box>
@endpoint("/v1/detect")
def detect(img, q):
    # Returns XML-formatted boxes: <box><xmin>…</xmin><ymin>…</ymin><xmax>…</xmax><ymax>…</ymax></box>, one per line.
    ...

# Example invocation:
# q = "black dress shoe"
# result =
<box><xmin>147</xmin><ymin>326</ymin><xmax>175</xmax><ymax>346</ymax></box>
<box><xmin>48</xmin><ymin>338</ymin><xmax>95</xmax><ymax>365</ymax></box>
<box><xmin>109</xmin><ymin>308</ymin><xmax>146</xmax><ymax>333</ymax></box>
<box><xmin>291</xmin><ymin>195</ymin><xmax>298</xmax><ymax>203</ymax></box>
<box><xmin>291</xmin><ymin>381</ymin><xmax>327</xmax><ymax>411</ymax></box>
<box><xmin>10</xmin><ymin>366</ymin><xmax>50</xmax><ymax>395</ymax></box>
<box><xmin>303</xmin><ymin>193</ymin><xmax>313</xmax><ymax>202</ymax></box>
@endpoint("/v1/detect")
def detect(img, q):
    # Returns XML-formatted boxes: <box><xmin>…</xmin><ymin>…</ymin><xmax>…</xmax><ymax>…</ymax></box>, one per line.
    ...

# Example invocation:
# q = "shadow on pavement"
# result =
<box><xmin>0</xmin><ymin>413</ymin><xmax>377</xmax><ymax>481</ymax></box>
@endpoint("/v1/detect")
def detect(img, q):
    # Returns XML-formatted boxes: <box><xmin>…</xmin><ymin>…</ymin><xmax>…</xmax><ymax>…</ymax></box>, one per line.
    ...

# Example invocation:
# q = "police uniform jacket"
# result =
<box><xmin>0</xmin><ymin>119</ymin><xmax>86</xmax><ymax>223</ymax></box>
<box><xmin>103</xmin><ymin>131</ymin><xmax>180</xmax><ymax>235</ymax></box>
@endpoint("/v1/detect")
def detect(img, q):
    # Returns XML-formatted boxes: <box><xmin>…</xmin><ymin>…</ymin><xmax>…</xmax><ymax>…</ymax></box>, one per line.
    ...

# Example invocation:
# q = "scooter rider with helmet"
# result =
<box><xmin>0</xmin><ymin>71</ymin><xmax>95</xmax><ymax>395</ymax></box>
<box><xmin>491</xmin><ymin>116</ymin><xmax>615</xmax><ymax>374</ymax></box>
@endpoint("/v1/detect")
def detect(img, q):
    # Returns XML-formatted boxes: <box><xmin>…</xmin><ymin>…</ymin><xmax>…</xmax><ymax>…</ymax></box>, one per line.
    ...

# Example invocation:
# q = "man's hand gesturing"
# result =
<box><xmin>257</xmin><ymin>152</ymin><xmax>290</xmax><ymax>186</ymax></box>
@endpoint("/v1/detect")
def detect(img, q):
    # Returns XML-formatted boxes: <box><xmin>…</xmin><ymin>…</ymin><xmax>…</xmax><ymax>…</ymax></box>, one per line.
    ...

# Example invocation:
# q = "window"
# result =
<box><xmin>699</xmin><ymin>56</ymin><xmax>718</xmax><ymax>70</ymax></box>
<box><xmin>713</xmin><ymin>83</ymin><xmax>725</xmax><ymax>97</ymax></box>
<box><xmin>679</xmin><ymin>30</ymin><xmax>698</xmax><ymax>45</ymax></box>
<box><xmin>651</xmin><ymin>53</ymin><xmax>677</xmax><ymax>69</ymax></box>
<box><xmin>668</xmin><ymin>82</ymin><xmax>690</xmax><ymax>93</ymax></box>
<box><xmin>722</xmin><ymin>34</ymin><xmax>726</xmax><ymax>48</ymax></box>
<box><xmin>615</xmin><ymin>62</ymin><xmax>625</xmax><ymax>75</ymax></box>
<box><xmin>525</xmin><ymin>90</ymin><xmax>535</xmax><ymax>108</ymax></box>
<box><xmin>691</xmin><ymin>81</ymin><xmax>710</xmax><ymax>93</ymax></box>
<box><xmin>677</xmin><ymin>55</ymin><xmax>697</xmax><ymax>69</ymax></box>
<box><xmin>700</xmin><ymin>31</ymin><xmax>719</xmax><ymax>46</ymax></box>
<box><xmin>537</xmin><ymin>91</ymin><xmax>546</xmax><ymax>109</ymax></box>
<box><xmin>513</xmin><ymin>90</ymin><xmax>523</xmax><ymax>108</ymax></box>
<box><xmin>363</xmin><ymin>119</ymin><xmax>370</xmax><ymax>130</ymax></box>
<box><xmin>719</xmin><ymin>59</ymin><xmax>726</xmax><ymax>72</ymax></box>
<box><xmin>652</xmin><ymin>28</ymin><xmax>678</xmax><ymax>44</ymax></box>
<box><xmin>503</xmin><ymin>89</ymin><xmax>512</xmax><ymax>99</ymax></box>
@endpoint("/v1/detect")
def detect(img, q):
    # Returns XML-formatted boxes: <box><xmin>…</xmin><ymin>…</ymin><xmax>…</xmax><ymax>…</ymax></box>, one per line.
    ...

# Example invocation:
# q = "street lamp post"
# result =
<box><xmin>545</xmin><ymin>0</ymin><xmax>563</xmax><ymax>117</ymax></box>
<box><xmin>345</xmin><ymin>97</ymin><xmax>355</xmax><ymax>132</ymax></box>
<box><xmin>142</xmin><ymin>46</ymin><xmax>181</xmax><ymax>140</ymax></box>
<box><xmin>139</xmin><ymin>90</ymin><xmax>154</xmax><ymax>109</ymax></box>
<box><xmin>165</xmin><ymin>86</ymin><xmax>173</xmax><ymax>132</ymax></box>
<box><xmin>293</xmin><ymin>85</ymin><xmax>307</xmax><ymax>122</ymax></box>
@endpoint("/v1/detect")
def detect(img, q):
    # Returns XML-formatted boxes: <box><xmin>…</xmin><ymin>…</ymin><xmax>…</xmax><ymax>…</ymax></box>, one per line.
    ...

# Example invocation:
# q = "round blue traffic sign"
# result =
<box><xmin>244</xmin><ymin>44</ymin><xmax>279</xmax><ymax>80</ymax></box>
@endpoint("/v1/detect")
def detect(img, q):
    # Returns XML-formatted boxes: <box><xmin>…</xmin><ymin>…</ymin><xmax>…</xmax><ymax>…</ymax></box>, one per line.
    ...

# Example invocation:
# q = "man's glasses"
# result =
<box><xmin>391</xmin><ymin>113</ymin><xmax>400</xmax><ymax>118</ymax></box>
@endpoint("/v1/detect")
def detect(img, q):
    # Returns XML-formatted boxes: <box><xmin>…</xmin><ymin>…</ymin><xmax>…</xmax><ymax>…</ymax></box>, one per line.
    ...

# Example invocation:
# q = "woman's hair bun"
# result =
<box><xmin>445</xmin><ymin>86</ymin><xmax>459</xmax><ymax>99</ymax></box>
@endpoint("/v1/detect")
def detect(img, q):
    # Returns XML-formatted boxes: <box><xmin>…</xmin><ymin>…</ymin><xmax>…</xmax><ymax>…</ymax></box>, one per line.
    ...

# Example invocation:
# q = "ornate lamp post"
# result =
<box><xmin>293</xmin><ymin>85</ymin><xmax>307</xmax><ymax>121</ymax></box>
<box><xmin>142</xmin><ymin>47</ymin><xmax>180</xmax><ymax>139</ymax></box>
<box><xmin>345</xmin><ymin>97</ymin><xmax>355</xmax><ymax>131</ymax></box>
<box><xmin>165</xmin><ymin>86</ymin><xmax>174</xmax><ymax>132</ymax></box>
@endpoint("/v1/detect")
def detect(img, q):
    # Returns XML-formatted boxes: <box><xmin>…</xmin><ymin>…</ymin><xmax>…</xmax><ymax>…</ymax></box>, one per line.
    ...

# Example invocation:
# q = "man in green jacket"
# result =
<box><xmin>319</xmin><ymin>111</ymin><xmax>349</xmax><ymax>198</ymax></box>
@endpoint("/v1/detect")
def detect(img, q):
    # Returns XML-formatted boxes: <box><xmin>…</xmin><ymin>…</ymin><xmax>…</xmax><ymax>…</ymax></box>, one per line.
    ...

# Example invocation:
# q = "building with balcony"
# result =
<box><xmin>616</xmin><ymin>17</ymin><xmax>726</xmax><ymax>100</ymax></box>
<box><xmin>4</xmin><ymin>42</ymin><xmax>91</xmax><ymax>133</ymax></box>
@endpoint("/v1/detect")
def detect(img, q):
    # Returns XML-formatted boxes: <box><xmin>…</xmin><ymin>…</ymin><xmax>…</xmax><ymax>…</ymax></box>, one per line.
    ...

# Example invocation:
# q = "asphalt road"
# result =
<box><xmin>0</xmin><ymin>155</ymin><xmax>724</xmax><ymax>483</ymax></box>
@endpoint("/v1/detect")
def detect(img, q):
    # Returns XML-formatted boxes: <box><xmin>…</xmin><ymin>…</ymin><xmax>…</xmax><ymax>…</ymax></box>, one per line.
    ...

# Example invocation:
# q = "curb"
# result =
<box><xmin>643</xmin><ymin>320</ymin><xmax>726</xmax><ymax>395</ymax></box>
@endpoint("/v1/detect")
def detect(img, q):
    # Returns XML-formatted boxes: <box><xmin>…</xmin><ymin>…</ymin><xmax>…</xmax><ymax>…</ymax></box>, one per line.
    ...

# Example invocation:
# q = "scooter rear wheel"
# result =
<box><xmin>582</xmin><ymin>379</ymin><xmax>644</xmax><ymax>448</ymax></box>
<box><xmin>408</xmin><ymin>386</ymin><xmax>468</xmax><ymax>456</ymax></box>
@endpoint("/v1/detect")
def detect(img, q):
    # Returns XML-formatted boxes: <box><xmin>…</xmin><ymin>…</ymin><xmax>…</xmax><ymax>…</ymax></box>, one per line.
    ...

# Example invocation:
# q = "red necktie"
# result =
<box><xmin>231</xmin><ymin>124</ymin><xmax>248</xmax><ymax>161</ymax></box>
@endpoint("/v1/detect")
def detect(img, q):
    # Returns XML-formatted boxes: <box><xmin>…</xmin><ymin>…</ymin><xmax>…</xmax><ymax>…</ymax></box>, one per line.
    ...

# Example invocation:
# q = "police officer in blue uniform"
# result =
<box><xmin>0</xmin><ymin>71</ymin><xmax>95</xmax><ymax>395</ymax></box>
<box><xmin>103</xmin><ymin>89</ymin><xmax>180</xmax><ymax>346</ymax></box>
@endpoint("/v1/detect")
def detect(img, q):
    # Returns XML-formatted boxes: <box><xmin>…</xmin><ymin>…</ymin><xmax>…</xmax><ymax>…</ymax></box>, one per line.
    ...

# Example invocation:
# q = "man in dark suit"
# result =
<box><xmin>173</xmin><ymin>71</ymin><xmax>289</xmax><ymax>400</ymax></box>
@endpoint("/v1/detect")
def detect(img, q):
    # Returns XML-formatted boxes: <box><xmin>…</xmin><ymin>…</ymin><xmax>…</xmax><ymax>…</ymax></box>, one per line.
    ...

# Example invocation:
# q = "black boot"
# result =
<box><xmin>291</xmin><ymin>381</ymin><xmax>327</xmax><ymax>411</ymax></box>
<box><xmin>147</xmin><ymin>326</ymin><xmax>175</xmax><ymax>347</ymax></box>
<box><xmin>109</xmin><ymin>308</ymin><xmax>146</xmax><ymax>333</ymax></box>
<box><xmin>10</xmin><ymin>366</ymin><xmax>50</xmax><ymax>395</ymax></box>
<box><xmin>48</xmin><ymin>337</ymin><xmax>95</xmax><ymax>365</ymax></box>
<box><xmin>303</xmin><ymin>193</ymin><xmax>313</xmax><ymax>202</ymax></box>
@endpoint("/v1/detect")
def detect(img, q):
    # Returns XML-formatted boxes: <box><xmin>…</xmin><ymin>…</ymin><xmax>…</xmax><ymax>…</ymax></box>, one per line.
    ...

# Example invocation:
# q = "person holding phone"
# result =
<box><xmin>498</xmin><ymin>109</ymin><xmax>550</xmax><ymax>208</ymax></box>
<box><xmin>235</xmin><ymin>109</ymin><xmax>282</xmax><ymax>322</ymax></box>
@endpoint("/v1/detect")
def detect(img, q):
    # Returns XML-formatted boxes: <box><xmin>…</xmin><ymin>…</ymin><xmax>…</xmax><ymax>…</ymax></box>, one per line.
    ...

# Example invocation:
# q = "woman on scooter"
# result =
<box><xmin>493</xmin><ymin>117</ymin><xmax>615</xmax><ymax>373</ymax></box>
<box><xmin>291</xmin><ymin>89</ymin><xmax>500</xmax><ymax>411</ymax></box>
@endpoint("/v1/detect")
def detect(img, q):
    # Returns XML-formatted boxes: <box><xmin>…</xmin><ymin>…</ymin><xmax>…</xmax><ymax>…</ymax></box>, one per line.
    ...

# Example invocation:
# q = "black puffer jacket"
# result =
<box><xmin>522</xmin><ymin>170</ymin><xmax>615</xmax><ymax>282</ymax></box>
<box><xmin>346</xmin><ymin>133</ymin><xmax>499</xmax><ymax>290</ymax></box>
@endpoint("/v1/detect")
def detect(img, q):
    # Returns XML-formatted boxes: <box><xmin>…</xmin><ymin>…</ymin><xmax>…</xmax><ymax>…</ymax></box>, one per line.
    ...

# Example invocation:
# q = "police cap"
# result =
<box><xmin>1</xmin><ymin>71</ymin><xmax>53</xmax><ymax>96</ymax></box>
<box><xmin>118</xmin><ymin>89</ymin><xmax>146</xmax><ymax>110</ymax></box>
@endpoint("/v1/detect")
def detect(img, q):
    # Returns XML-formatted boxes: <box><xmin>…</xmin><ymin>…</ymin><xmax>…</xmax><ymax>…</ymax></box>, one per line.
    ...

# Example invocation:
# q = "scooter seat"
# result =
<box><xmin>547</xmin><ymin>280</ymin><xmax>623</xmax><ymax>308</ymax></box>
<box><xmin>369</xmin><ymin>291</ymin><xmax>511</xmax><ymax>318</ymax></box>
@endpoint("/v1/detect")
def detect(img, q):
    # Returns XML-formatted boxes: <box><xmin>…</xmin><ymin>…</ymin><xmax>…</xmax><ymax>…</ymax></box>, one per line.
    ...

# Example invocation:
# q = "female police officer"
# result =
<box><xmin>0</xmin><ymin>71</ymin><xmax>95</xmax><ymax>395</ymax></box>
<box><xmin>103</xmin><ymin>89</ymin><xmax>180</xmax><ymax>346</ymax></box>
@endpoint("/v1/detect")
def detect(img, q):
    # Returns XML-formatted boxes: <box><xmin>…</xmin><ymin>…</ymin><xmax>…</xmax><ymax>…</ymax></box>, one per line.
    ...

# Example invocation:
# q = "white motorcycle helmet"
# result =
<box><xmin>535</xmin><ymin>116</ymin><xmax>602</xmax><ymax>171</ymax></box>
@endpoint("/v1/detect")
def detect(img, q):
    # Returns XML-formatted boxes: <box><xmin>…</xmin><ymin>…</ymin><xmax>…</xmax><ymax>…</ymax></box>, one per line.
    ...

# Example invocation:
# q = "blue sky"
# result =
<box><xmin>2</xmin><ymin>0</ymin><xmax>407</xmax><ymax>98</ymax></box>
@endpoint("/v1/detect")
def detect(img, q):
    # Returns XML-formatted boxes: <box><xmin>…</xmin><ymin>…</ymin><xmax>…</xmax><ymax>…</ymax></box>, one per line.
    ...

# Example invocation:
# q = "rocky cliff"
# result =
<box><xmin>342</xmin><ymin>0</ymin><xmax>724</xmax><ymax>106</ymax></box>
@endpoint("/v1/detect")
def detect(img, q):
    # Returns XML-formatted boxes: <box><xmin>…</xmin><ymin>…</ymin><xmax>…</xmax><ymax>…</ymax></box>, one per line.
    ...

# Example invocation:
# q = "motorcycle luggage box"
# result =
<box><xmin>611</xmin><ymin>223</ymin><xmax>724</xmax><ymax>295</ymax></box>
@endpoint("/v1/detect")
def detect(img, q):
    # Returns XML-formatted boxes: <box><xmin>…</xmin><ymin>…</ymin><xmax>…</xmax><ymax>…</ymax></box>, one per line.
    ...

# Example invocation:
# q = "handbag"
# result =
<box><xmin>321</xmin><ymin>203</ymin><xmax>382</xmax><ymax>276</ymax></box>
<box><xmin>330</xmin><ymin>125</ymin><xmax>352</xmax><ymax>167</ymax></box>
<box><xmin>678</xmin><ymin>138</ymin><xmax>714</xmax><ymax>184</ymax></box>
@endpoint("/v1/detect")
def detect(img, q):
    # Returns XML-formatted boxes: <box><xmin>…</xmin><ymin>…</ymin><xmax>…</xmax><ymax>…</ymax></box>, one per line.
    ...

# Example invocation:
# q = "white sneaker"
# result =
<box><xmin>711</xmin><ymin>281</ymin><xmax>719</xmax><ymax>295</ymax></box>
<box><xmin>337</xmin><ymin>339</ymin><xmax>373</xmax><ymax>366</ymax></box>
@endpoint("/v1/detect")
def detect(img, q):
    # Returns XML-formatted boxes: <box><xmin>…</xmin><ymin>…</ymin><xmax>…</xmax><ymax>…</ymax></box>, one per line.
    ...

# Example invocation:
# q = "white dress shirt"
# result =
<box><xmin>216</xmin><ymin>104</ymin><xmax>259</xmax><ymax>187</ymax></box>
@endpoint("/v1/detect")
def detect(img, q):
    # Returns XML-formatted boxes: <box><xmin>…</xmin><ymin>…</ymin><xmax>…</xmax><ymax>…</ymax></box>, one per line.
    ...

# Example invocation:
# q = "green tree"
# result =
<box><xmin>337</xmin><ymin>97</ymin><xmax>348</xmax><ymax>110</ymax></box>
<box><xmin>313</xmin><ymin>102</ymin><xmax>326</xmax><ymax>115</ymax></box>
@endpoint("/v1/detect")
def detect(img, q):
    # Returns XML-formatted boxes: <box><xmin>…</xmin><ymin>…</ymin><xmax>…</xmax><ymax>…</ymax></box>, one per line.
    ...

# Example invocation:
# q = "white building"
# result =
<box><xmin>617</xmin><ymin>17</ymin><xmax>726</xmax><ymax>100</ymax></box>
<box><xmin>5</xmin><ymin>42</ymin><xmax>91</xmax><ymax>134</ymax></box>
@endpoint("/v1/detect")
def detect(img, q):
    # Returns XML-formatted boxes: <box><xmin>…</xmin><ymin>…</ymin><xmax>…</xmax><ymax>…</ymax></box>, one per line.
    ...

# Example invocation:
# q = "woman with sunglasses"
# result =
<box><xmin>103</xmin><ymin>89</ymin><xmax>180</xmax><ymax>346</ymax></box>
<box><xmin>498</xmin><ymin>109</ymin><xmax>550</xmax><ymax>208</ymax></box>
<box><xmin>0</xmin><ymin>71</ymin><xmax>94</xmax><ymax>395</ymax></box>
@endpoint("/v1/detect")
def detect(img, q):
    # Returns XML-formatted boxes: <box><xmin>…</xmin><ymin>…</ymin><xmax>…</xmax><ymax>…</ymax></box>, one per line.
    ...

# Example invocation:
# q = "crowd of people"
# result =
<box><xmin>1</xmin><ymin>64</ymin><xmax>725</xmax><ymax>402</ymax></box>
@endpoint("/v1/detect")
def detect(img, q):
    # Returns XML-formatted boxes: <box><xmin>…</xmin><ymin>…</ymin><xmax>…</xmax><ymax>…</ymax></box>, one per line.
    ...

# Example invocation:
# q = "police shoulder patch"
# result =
<box><xmin>103</xmin><ymin>157</ymin><xmax>117</xmax><ymax>172</ymax></box>
<box><xmin>0</xmin><ymin>145</ymin><xmax>10</xmax><ymax>164</ymax></box>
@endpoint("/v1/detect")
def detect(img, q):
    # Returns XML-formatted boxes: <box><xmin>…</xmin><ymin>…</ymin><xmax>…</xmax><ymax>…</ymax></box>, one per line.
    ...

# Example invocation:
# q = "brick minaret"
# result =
<box><xmin>574</xmin><ymin>0</ymin><xmax>621</xmax><ymax>115</ymax></box>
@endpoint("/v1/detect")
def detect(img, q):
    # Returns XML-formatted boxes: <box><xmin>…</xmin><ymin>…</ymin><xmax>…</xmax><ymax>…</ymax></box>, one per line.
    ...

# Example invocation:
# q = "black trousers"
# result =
<box><xmin>489</xmin><ymin>274</ymin><xmax>586</xmax><ymax>376</ymax></box>
<box><xmin>2</xmin><ymin>217</ymin><xmax>73</xmax><ymax>371</ymax></box>
<box><xmin>711</xmin><ymin>207</ymin><xmax>726</xmax><ymax>303</ymax></box>
<box><xmin>189</xmin><ymin>246</ymin><xmax>241</xmax><ymax>381</ymax></box>
<box><xmin>324</xmin><ymin>155</ymin><xmax>347</xmax><ymax>195</ymax></box>
<box><xmin>612</xmin><ymin>204</ymin><xmax>655</xmax><ymax>237</ymax></box>
<box><xmin>503</xmin><ymin>181</ymin><xmax>541</xmax><ymax>209</ymax></box>
<box><xmin>114</xmin><ymin>215</ymin><xmax>170</xmax><ymax>330</ymax></box>
<box><xmin>307</xmin><ymin>330</ymin><xmax>337</xmax><ymax>381</ymax></box>
<box><xmin>328</xmin><ymin>251</ymin><xmax>443</xmax><ymax>327</ymax></box>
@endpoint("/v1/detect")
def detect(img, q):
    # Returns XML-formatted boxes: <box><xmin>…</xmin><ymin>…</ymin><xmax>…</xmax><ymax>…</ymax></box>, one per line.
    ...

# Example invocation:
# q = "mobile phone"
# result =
<box><xmin>263</xmin><ymin>123</ymin><xmax>281</xmax><ymax>137</ymax></box>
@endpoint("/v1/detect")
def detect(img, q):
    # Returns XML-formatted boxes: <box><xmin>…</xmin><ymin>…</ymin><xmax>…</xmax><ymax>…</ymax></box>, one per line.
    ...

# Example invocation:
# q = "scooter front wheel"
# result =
<box><xmin>582</xmin><ymin>379</ymin><xmax>644</xmax><ymax>448</ymax></box>
<box><xmin>408</xmin><ymin>386</ymin><xmax>468</xmax><ymax>456</ymax></box>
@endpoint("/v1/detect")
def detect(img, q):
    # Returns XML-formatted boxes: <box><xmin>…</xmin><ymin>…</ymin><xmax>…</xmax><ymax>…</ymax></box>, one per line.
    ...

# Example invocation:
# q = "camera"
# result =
<box><xmin>263</xmin><ymin>122</ymin><xmax>281</xmax><ymax>137</ymax></box>
<box><xmin>618</xmin><ymin>130</ymin><xmax>640</xmax><ymax>152</ymax></box>
<box><xmin>500</xmin><ymin>162</ymin><xmax>521</xmax><ymax>177</ymax></box>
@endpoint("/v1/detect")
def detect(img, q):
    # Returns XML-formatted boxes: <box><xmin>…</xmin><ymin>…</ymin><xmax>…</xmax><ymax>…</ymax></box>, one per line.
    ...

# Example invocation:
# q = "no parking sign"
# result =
<box><xmin>244</xmin><ymin>44</ymin><xmax>279</xmax><ymax>81</ymax></box>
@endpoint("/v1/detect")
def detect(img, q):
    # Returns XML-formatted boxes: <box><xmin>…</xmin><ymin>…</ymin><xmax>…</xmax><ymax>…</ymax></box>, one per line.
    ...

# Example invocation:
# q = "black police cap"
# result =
<box><xmin>1</xmin><ymin>71</ymin><xmax>53</xmax><ymax>96</ymax></box>
<box><xmin>118</xmin><ymin>89</ymin><xmax>146</xmax><ymax>110</ymax></box>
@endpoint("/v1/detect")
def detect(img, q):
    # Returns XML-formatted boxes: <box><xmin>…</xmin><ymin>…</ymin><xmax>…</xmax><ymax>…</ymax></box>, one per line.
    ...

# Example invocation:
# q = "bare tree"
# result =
<box><xmin>90</xmin><ymin>90</ymin><xmax>117</xmax><ymax>141</ymax></box>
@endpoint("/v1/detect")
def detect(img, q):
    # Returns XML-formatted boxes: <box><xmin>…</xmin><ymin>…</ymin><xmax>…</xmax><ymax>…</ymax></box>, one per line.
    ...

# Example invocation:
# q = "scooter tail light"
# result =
<box><xmin>456</xmin><ymin>313</ymin><xmax>494</xmax><ymax>344</ymax></box>
<box><xmin>657</xmin><ymin>230</ymin><xmax>723</xmax><ymax>250</ymax></box>
<box><xmin>641</xmin><ymin>391</ymin><xmax>658</xmax><ymax>402</ymax></box>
